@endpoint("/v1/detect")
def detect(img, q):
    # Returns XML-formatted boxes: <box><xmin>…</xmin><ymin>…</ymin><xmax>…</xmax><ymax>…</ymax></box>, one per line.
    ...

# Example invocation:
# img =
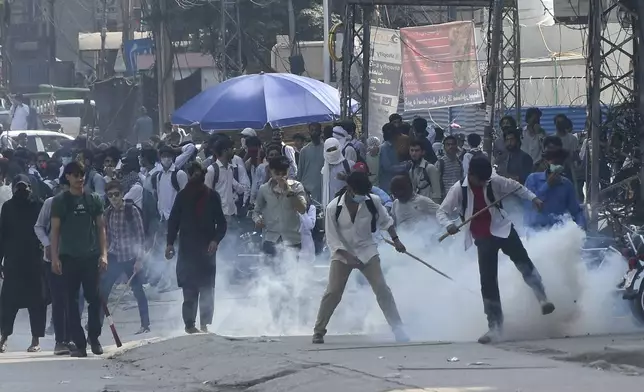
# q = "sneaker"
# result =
<box><xmin>312</xmin><ymin>333</ymin><xmax>324</xmax><ymax>344</ymax></box>
<box><xmin>541</xmin><ymin>301</ymin><xmax>555</xmax><ymax>315</ymax></box>
<box><xmin>69</xmin><ymin>348</ymin><xmax>88</xmax><ymax>358</ymax></box>
<box><xmin>135</xmin><ymin>326</ymin><xmax>151</xmax><ymax>335</ymax></box>
<box><xmin>54</xmin><ymin>343</ymin><xmax>70</xmax><ymax>356</ymax></box>
<box><xmin>200</xmin><ymin>325</ymin><xmax>209</xmax><ymax>333</ymax></box>
<box><xmin>477</xmin><ymin>328</ymin><xmax>501</xmax><ymax>345</ymax></box>
<box><xmin>65</xmin><ymin>342</ymin><xmax>77</xmax><ymax>351</ymax></box>
<box><xmin>185</xmin><ymin>326</ymin><xmax>200</xmax><ymax>334</ymax></box>
<box><xmin>89</xmin><ymin>339</ymin><xmax>103</xmax><ymax>355</ymax></box>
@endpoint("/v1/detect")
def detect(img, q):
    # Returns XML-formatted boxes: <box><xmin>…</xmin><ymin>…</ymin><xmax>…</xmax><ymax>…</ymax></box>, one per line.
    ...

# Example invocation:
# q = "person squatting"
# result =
<box><xmin>0</xmin><ymin>114</ymin><xmax>584</xmax><ymax>353</ymax></box>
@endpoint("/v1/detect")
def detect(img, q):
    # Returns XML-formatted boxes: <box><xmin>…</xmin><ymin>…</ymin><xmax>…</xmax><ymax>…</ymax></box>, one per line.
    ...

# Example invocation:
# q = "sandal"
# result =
<box><xmin>27</xmin><ymin>345</ymin><xmax>41</xmax><ymax>353</ymax></box>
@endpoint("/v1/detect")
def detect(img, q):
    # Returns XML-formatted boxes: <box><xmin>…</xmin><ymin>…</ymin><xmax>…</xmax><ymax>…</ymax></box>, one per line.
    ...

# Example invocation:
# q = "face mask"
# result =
<box><xmin>161</xmin><ymin>157</ymin><xmax>173</xmax><ymax>168</ymax></box>
<box><xmin>549</xmin><ymin>164</ymin><xmax>564</xmax><ymax>173</ymax></box>
<box><xmin>352</xmin><ymin>194</ymin><xmax>368</xmax><ymax>203</ymax></box>
<box><xmin>61</xmin><ymin>157</ymin><xmax>72</xmax><ymax>166</ymax></box>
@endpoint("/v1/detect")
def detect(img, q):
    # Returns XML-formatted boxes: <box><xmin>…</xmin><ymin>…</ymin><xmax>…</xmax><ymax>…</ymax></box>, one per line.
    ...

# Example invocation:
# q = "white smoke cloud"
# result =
<box><xmin>155</xmin><ymin>217</ymin><xmax>640</xmax><ymax>342</ymax></box>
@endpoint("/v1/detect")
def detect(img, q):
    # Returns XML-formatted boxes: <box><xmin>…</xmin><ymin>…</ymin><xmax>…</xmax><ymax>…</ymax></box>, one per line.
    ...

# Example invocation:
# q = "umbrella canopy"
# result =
<box><xmin>172</xmin><ymin>73</ymin><xmax>350</xmax><ymax>131</ymax></box>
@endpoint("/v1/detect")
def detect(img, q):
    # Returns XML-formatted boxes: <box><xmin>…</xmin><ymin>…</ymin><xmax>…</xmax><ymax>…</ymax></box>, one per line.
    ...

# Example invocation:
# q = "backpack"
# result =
<box><xmin>151</xmin><ymin>170</ymin><xmax>180</xmax><ymax>193</ymax></box>
<box><xmin>341</xmin><ymin>159</ymin><xmax>351</xmax><ymax>175</ymax></box>
<box><xmin>459</xmin><ymin>179</ymin><xmax>502</xmax><ymax>222</ymax></box>
<box><xmin>333</xmin><ymin>187</ymin><xmax>379</xmax><ymax>233</ymax></box>
<box><xmin>210</xmin><ymin>162</ymin><xmax>240</xmax><ymax>189</ymax></box>
<box><xmin>105</xmin><ymin>202</ymin><xmax>140</xmax><ymax>233</ymax></box>
<box><xmin>415</xmin><ymin>163</ymin><xmax>434</xmax><ymax>193</ymax></box>
<box><xmin>342</xmin><ymin>143</ymin><xmax>365</xmax><ymax>164</ymax></box>
<box><xmin>138</xmin><ymin>184</ymin><xmax>160</xmax><ymax>238</ymax></box>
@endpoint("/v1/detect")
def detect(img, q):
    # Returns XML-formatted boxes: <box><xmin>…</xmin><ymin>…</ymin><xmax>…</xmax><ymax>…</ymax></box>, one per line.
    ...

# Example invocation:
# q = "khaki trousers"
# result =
<box><xmin>313</xmin><ymin>256</ymin><xmax>402</xmax><ymax>335</ymax></box>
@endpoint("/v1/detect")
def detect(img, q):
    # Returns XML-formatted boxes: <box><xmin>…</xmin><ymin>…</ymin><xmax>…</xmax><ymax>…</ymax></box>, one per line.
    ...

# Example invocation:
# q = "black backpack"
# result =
<box><xmin>333</xmin><ymin>187</ymin><xmax>379</xmax><ymax>233</ymax></box>
<box><xmin>342</xmin><ymin>143</ymin><xmax>365</xmax><ymax>164</ymax></box>
<box><xmin>210</xmin><ymin>162</ymin><xmax>240</xmax><ymax>189</ymax></box>
<box><xmin>459</xmin><ymin>179</ymin><xmax>502</xmax><ymax>222</ymax></box>
<box><xmin>310</xmin><ymin>199</ymin><xmax>326</xmax><ymax>255</ymax></box>
<box><xmin>151</xmin><ymin>170</ymin><xmax>181</xmax><ymax>193</ymax></box>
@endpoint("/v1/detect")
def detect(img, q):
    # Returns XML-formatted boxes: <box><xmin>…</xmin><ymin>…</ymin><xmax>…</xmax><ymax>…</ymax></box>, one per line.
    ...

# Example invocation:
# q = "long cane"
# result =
<box><xmin>383</xmin><ymin>238</ymin><xmax>456</xmax><ymax>282</ymax></box>
<box><xmin>438</xmin><ymin>186</ymin><xmax>522</xmax><ymax>242</ymax></box>
<box><xmin>109</xmin><ymin>271</ymin><xmax>138</xmax><ymax>316</ymax></box>
<box><xmin>382</xmin><ymin>238</ymin><xmax>479</xmax><ymax>296</ymax></box>
<box><xmin>100</xmin><ymin>296</ymin><xmax>123</xmax><ymax>348</ymax></box>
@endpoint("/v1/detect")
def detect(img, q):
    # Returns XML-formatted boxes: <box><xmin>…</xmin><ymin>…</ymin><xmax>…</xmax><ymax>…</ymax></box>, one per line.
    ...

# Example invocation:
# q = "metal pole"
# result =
<box><xmin>323</xmin><ymin>0</ymin><xmax>331</xmax><ymax>84</ymax></box>
<box><xmin>48</xmin><ymin>0</ymin><xmax>56</xmax><ymax>84</ymax></box>
<box><xmin>482</xmin><ymin>0</ymin><xmax>505</xmax><ymax>155</ymax></box>
<box><xmin>287</xmin><ymin>0</ymin><xmax>296</xmax><ymax>55</ymax></box>
<box><xmin>635</xmin><ymin>1</ymin><xmax>644</xmax><ymax>207</ymax></box>
<box><xmin>99</xmin><ymin>0</ymin><xmax>108</xmax><ymax>78</ymax></box>
<box><xmin>360</xmin><ymin>6</ymin><xmax>372</xmax><ymax>137</ymax></box>
<box><xmin>220</xmin><ymin>0</ymin><xmax>227</xmax><ymax>80</ymax></box>
<box><xmin>587</xmin><ymin>0</ymin><xmax>602</xmax><ymax>231</ymax></box>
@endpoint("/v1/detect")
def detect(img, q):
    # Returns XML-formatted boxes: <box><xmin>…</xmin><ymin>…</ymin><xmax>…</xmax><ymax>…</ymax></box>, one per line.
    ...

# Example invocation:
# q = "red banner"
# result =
<box><xmin>400</xmin><ymin>21</ymin><xmax>484</xmax><ymax>111</ymax></box>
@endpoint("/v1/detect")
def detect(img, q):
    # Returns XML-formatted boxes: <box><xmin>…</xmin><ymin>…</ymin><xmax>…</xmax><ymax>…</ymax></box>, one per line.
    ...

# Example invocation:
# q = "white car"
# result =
<box><xmin>6</xmin><ymin>130</ymin><xmax>74</xmax><ymax>157</ymax></box>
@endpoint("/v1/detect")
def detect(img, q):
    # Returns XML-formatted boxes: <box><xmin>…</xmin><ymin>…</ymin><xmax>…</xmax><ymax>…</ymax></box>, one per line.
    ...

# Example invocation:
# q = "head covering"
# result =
<box><xmin>321</xmin><ymin>138</ymin><xmax>345</xmax><ymax>207</ymax></box>
<box><xmin>12</xmin><ymin>174</ymin><xmax>30</xmax><ymax>189</ymax></box>
<box><xmin>366</xmin><ymin>136</ymin><xmax>380</xmax><ymax>152</ymax></box>
<box><xmin>332</xmin><ymin>126</ymin><xmax>350</xmax><ymax>148</ymax></box>
<box><xmin>241</xmin><ymin>128</ymin><xmax>257</xmax><ymax>137</ymax></box>
<box><xmin>352</xmin><ymin>162</ymin><xmax>369</xmax><ymax>173</ymax></box>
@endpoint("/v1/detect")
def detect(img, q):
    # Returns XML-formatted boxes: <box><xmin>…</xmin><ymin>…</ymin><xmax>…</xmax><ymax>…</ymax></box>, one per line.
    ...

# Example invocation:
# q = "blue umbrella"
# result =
<box><xmin>172</xmin><ymin>73</ymin><xmax>352</xmax><ymax>131</ymax></box>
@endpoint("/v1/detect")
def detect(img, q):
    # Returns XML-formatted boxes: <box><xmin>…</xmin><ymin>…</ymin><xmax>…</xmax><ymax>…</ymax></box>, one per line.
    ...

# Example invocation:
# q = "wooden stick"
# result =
<box><xmin>109</xmin><ymin>271</ymin><xmax>138</xmax><ymax>317</ymax></box>
<box><xmin>438</xmin><ymin>186</ymin><xmax>522</xmax><ymax>242</ymax></box>
<box><xmin>382</xmin><ymin>238</ymin><xmax>455</xmax><ymax>282</ymax></box>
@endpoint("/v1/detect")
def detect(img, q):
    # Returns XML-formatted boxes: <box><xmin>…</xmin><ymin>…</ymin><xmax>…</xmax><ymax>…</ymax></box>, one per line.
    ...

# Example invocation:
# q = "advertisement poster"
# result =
<box><xmin>367</xmin><ymin>27</ymin><xmax>402</xmax><ymax>140</ymax></box>
<box><xmin>400</xmin><ymin>21</ymin><xmax>484</xmax><ymax>111</ymax></box>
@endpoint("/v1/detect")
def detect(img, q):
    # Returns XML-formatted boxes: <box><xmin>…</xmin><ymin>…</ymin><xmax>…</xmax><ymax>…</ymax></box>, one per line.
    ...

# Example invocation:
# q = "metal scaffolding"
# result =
<box><xmin>497</xmin><ymin>4</ymin><xmax>521</xmax><ymax>125</ymax></box>
<box><xmin>219</xmin><ymin>0</ymin><xmax>243</xmax><ymax>81</ymax></box>
<box><xmin>586</xmin><ymin>0</ymin><xmax>643</xmax><ymax>228</ymax></box>
<box><xmin>340</xmin><ymin>0</ymin><xmax>521</xmax><ymax>142</ymax></box>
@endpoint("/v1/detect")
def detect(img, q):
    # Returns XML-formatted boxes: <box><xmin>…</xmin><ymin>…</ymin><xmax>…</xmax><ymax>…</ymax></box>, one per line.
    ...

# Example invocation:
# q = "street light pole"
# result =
<box><xmin>99</xmin><ymin>0</ymin><xmax>108</xmax><ymax>78</ymax></box>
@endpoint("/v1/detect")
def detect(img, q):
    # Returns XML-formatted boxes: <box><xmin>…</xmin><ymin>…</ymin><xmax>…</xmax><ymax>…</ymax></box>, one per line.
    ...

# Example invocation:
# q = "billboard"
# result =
<box><xmin>400</xmin><ymin>21</ymin><xmax>484</xmax><ymax>111</ymax></box>
<box><xmin>367</xmin><ymin>27</ymin><xmax>402</xmax><ymax>141</ymax></box>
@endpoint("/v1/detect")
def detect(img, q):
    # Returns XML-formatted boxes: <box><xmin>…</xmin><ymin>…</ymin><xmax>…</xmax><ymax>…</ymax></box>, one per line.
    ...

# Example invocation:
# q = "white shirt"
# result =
<box><xmin>156</xmin><ymin>165</ymin><xmax>188</xmax><ymax>220</ymax></box>
<box><xmin>231</xmin><ymin>155</ymin><xmax>251</xmax><ymax>204</ymax></box>
<box><xmin>436</xmin><ymin>175</ymin><xmax>536</xmax><ymax>250</ymax></box>
<box><xmin>281</xmin><ymin>143</ymin><xmax>298</xmax><ymax>179</ymax></box>
<box><xmin>124</xmin><ymin>183</ymin><xmax>143</xmax><ymax>209</ymax></box>
<box><xmin>325</xmin><ymin>193</ymin><xmax>394</xmax><ymax>264</ymax></box>
<box><xmin>0</xmin><ymin>134</ymin><xmax>14</xmax><ymax>149</ymax></box>
<box><xmin>205</xmin><ymin>159</ymin><xmax>245</xmax><ymax>216</ymax></box>
<box><xmin>10</xmin><ymin>104</ymin><xmax>29</xmax><ymax>130</ymax></box>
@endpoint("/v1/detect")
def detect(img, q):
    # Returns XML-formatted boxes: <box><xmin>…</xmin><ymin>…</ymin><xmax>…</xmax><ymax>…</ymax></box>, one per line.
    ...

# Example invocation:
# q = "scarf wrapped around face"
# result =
<box><xmin>321</xmin><ymin>137</ymin><xmax>344</xmax><ymax>207</ymax></box>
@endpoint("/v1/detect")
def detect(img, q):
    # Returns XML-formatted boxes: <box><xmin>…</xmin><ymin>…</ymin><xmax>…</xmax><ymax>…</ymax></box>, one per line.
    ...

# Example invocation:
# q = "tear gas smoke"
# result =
<box><xmin>152</xmin><ymin>215</ymin><xmax>640</xmax><ymax>341</ymax></box>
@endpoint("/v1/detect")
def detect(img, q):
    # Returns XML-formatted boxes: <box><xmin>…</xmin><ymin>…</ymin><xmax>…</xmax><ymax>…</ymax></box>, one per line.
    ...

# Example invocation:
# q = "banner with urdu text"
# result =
<box><xmin>400</xmin><ymin>21</ymin><xmax>484</xmax><ymax>111</ymax></box>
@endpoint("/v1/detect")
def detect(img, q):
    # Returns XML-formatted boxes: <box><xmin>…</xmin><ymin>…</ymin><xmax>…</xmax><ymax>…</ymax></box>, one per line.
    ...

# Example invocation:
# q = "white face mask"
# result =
<box><xmin>161</xmin><ymin>157</ymin><xmax>173</xmax><ymax>168</ymax></box>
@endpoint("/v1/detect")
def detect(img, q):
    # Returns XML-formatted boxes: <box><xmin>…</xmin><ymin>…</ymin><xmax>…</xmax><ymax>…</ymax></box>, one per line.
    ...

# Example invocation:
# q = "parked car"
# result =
<box><xmin>5</xmin><ymin>130</ymin><xmax>74</xmax><ymax>157</ymax></box>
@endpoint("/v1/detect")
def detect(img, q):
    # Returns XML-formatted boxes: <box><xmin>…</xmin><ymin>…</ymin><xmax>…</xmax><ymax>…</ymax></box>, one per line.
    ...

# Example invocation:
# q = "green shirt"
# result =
<box><xmin>51</xmin><ymin>191</ymin><xmax>104</xmax><ymax>259</ymax></box>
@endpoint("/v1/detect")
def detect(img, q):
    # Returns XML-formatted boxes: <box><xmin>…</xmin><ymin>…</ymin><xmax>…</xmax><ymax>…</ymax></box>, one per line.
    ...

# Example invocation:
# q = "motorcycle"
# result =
<box><xmin>615</xmin><ymin>226</ymin><xmax>644</xmax><ymax>324</ymax></box>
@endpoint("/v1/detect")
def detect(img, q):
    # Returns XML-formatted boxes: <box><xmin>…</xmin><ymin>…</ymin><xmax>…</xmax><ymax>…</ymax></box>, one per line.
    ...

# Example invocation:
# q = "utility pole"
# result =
<box><xmin>122</xmin><ymin>0</ymin><xmax>133</xmax><ymax>43</ymax></box>
<box><xmin>481</xmin><ymin>0</ymin><xmax>504</xmax><ymax>155</ymax></box>
<box><xmin>48</xmin><ymin>0</ymin><xmax>57</xmax><ymax>85</ymax></box>
<box><xmin>219</xmin><ymin>0</ymin><xmax>242</xmax><ymax>81</ymax></box>
<box><xmin>156</xmin><ymin>0</ymin><xmax>174</xmax><ymax>131</ymax></box>
<box><xmin>322</xmin><ymin>0</ymin><xmax>330</xmax><ymax>83</ymax></box>
<box><xmin>99</xmin><ymin>0</ymin><xmax>108</xmax><ymax>79</ymax></box>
